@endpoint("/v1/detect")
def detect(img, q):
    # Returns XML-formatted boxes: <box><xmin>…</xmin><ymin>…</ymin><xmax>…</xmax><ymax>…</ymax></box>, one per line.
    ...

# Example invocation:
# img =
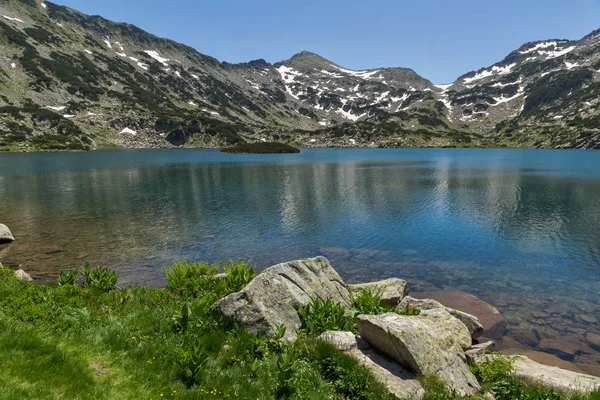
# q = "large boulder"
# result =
<box><xmin>413</xmin><ymin>291</ymin><xmax>506</xmax><ymax>340</ymax></box>
<box><xmin>399</xmin><ymin>296</ymin><xmax>483</xmax><ymax>339</ymax></box>
<box><xmin>357</xmin><ymin>309</ymin><xmax>481</xmax><ymax>396</ymax></box>
<box><xmin>318</xmin><ymin>331</ymin><xmax>425</xmax><ymax>399</ymax></box>
<box><xmin>0</xmin><ymin>224</ymin><xmax>14</xmax><ymax>243</ymax></box>
<box><xmin>212</xmin><ymin>257</ymin><xmax>350</xmax><ymax>341</ymax></box>
<box><xmin>348</xmin><ymin>278</ymin><xmax>408</xmax><ymax>306</ymax></box>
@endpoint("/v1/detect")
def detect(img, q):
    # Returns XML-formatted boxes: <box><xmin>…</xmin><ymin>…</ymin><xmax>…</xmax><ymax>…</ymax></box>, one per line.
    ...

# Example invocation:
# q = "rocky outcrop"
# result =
<box><xmin>0</xmin><ymin>224</ymin><xmax>14</xmax><ymax>243</ymax></box>
<box><xmin>318</xmin><ymin>331</ymin><xmax>425</xmax><ymax>399</ymax></box>
<box><xmin>348</xmin><ymin>278</ymin><xmax>408</xmax><ymax>306</ymax></box>
<box><xmin>399</xmin><ymin>296</ymin><xmax>483</xmax><ymax>339</ymax></box>
<box><xmin>512</xmin><ymin>356</ymin><xmax>600</xmax><ymax>393</ymax></box>
<box><xmin>413</xmin><ymin>291</ymin><xmax>506</xmax><ymax>340</ymax></box>
<box><xmin>212</xmin><ymin>257</ymin><xmax>350</xmax><ymax>341</ymax></box>
<box><xmin>357</xmin><ymin>310</ymin><xmax>481</xmax><ymax>396</ymax></box>
<box><xmin>14</xmin><ymin>269</ymin><xmax>33</xmax><ymax>282</ymax></box>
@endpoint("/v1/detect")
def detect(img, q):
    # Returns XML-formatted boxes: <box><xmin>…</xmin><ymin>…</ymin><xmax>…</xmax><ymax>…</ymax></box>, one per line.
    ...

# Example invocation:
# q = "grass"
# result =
<box><xmin>0</xmin><ymin>266</ymin><xmax>598</xmax><ymax>400</ymax></box>
<box><xmin>221</xmin><ymin>142</ymin><xmax>301</xmax><ymax>154</ymax></box>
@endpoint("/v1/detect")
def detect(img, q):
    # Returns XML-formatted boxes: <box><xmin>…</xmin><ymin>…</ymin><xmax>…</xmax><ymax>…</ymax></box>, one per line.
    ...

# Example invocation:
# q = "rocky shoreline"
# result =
<box><xmin>2</xmin><ymin>219</ymin><xmax>599</xmax><ymax>398</ymax></box>
<box><xmin>209</xmin><ymin>256</ymin><xmax>600</xmax><ymax>398</ymax></box>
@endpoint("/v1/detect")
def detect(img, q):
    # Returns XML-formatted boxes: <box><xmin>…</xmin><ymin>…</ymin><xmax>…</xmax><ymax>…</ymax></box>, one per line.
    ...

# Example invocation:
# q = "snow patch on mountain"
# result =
<box><xmin>120</xmin><ymin>128</ymin><xmax>136</xmax><ymax>135</ymax></box>
<box><xmin>41</xmin><ymin>3</ymin><xmax>47</xmax><ymax>9</ymax></box>
<box><xmin>46</xmin><ymin>106</ymin><xmax>66</xmax><ymax>111</ymax></box>
<box><xmin>144</xmin><ymin>50</ymin><xmax>169</xmax><ymax>66</ymax></box>
<box><xmin>490</xmin><ymin>87</ymin><xmax>525</xmax><ymax>105</ymax></box>
<box><xmin>104</xmin><ymin>40</ymin><xmax>112</xmax><ymax>49</ymax></box>
<box><xmin>464</xmin><ymin>63</ymin><xmax>516</xmax><ymax>84</ymax></box>
<box><xmin>330</xmin><ymin>64</ymin><xmax>380</xmax><ymax>79</ymax></box>
<box><xmin>3</xmin><ymin>15</ymin><xmax>24</xmax><ymax>23</ymax></box>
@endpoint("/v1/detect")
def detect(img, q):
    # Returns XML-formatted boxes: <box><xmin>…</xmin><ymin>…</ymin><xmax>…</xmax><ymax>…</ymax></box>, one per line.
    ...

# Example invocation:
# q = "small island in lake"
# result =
<box><xmin>221</xmin><ymin>142</ymin><xmax>301</xmax><ymax>154</ymax></box>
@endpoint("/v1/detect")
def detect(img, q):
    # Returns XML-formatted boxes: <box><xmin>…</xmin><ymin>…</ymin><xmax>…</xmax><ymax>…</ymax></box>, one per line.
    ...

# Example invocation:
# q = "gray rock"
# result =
<box><xmin>399</xmin><ymin>296</ymin><xmax>484</xmax><ymax>339</ymax></box>
<box><xmin>14</xmin><ymin>269</ymin><xmax>33</xmax><ymax>282</ymax></box>
<box><xmin>212</xmin><ymin>256</ymin><xmax>350</xmax><ymax>341</ymax></box>
<box><xmin>357</xmin><ymin>310</ymin><xmax>481</xmax><ymax>396</ymax></box>
<box><xmin>0</xmin><ymin>224</ymin><xmax>14</xmax><ymax>243</ymax></box>
<box><xmin>348</xmin><ymin>278</ymin><xmax>408</xmax><ymax>306</ymax></box>
<box><xmin>465</xmin><ymin>341</ymin><xmax>496</xmax><ymax>363</ymax></box>
<box><xmin>512</xmin><ymin>355</ymin><xmax>600</xmax><ymax>393</ymax></box>
<box><xmin>318</xmin><ymin>331</ymin><xmax>358</xmax><ymax>352</ymax></box>
<box><xmin>318</xmin><ymin>331</ymin><xmax>425</xmax><ymax>399</ymax></box>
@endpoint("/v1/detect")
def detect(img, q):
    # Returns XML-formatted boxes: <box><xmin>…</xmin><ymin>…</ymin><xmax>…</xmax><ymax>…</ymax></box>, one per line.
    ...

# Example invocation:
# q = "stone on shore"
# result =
<box><xmin>318</xmin><ymin>331</ymin><xmax>425</xmax><ymax>399</ymax></box>
<box><xmin>465</xmin><ymin>341</ymin><xmax>495</xmax><ymax>363</ymax></box>
<box><xmin>15</xmin><ymin>269</ymin><xmax>33</xmax><ymax>281</ymax></box>
<box><xmin>212</xmin><ymin>256</ymin><xmax>350</xmax><ymax>341</ymax></box>
<box><xmin>413</xmin><ymin>290</ymin><xmax>506</xmax><ymax>340</ymax></box>
<box><xmin>512</xmin><ymin>356</ymin><xmax>600</xmax><ymax>393</ymax></box>
<box><xmin>0</xmin><ymin>224</ymin><xmax>14</xmax><ymax>243</ymax></box>
<box><xmin>357</xmin><ymin>310</ymin><xmax>481</xmax><ymax>396</ymax></box>
<box><xmin>399</xmin><ymin>296</ymin><xmax>483</xmax><ymax>339</ymax></box>
<box><xmin>348</xmin><ymin>278</ymin><xmax>408</xmax><ymax>306</ymax></box>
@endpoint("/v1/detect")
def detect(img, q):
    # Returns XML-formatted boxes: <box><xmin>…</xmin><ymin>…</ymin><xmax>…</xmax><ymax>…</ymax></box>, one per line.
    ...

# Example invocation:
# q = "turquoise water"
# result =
<box><xmin>0</xmin><ymin>148</ymin><xmax>599</xmax><ymax>370</ymax></box>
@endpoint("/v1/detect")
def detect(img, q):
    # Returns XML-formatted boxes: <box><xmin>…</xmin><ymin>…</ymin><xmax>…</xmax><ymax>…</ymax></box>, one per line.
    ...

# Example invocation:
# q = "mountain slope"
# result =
<box><xmin>0</xmin><ymin>0</ymin><xmax>599</xmax><ymax>151</ymax></box>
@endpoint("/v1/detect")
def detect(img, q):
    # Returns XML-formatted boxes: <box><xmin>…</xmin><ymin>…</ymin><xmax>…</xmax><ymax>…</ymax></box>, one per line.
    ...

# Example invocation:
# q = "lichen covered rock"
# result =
<box><xmin>212</xmin><ymin>256</ymin><xmax>350</xmax><ymax>341</ymax></box>
<box><xmin>399</xmin><ymin>295</ymin><xmax>484</xmax><ymax>339</ymax></box>
<box><xmin>357</xmin><ymin>309</ymin><xmax>481</xmax><ymax>396</ymax></box>
<box><xmin>348</xmin><ymin>278</ymin><xmax>408</xmax><ymax>306</ymax></box>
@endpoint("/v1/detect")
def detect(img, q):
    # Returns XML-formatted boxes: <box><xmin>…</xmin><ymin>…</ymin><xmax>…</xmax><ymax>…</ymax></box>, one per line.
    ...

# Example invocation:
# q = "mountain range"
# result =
<box><xmin>1</xmin><ymin>0</ymin><xmax>599</xmax><ymax>151</ymax></box>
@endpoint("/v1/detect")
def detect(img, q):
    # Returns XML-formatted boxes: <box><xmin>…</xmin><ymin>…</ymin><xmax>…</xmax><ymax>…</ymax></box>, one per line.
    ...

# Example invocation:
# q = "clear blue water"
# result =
<box><xmin>0</xmin><ymin>148</ymin><xmax>599</xmax><ymax>370</ymax></box>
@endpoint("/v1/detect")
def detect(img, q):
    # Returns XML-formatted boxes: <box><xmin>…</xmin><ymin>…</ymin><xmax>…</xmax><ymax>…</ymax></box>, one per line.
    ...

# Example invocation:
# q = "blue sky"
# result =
<box><xmin>52</xmin><ymin>0</ymin><xmax>599</xmax><ymax>83</ymax></box>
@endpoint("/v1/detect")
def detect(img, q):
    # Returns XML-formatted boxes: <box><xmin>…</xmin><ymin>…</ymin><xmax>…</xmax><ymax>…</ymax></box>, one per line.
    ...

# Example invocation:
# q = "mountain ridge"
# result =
<box><xmin>0</xmin><ymin>0</ymin><xmax>599</xmax><ymax>151</ymax></box>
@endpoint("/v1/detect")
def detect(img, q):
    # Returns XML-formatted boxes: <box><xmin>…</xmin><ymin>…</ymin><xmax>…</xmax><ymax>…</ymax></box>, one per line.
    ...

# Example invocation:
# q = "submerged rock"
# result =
<box><xmin>399</xmin><ymin>296</ymin><xmax>484</xmax><ymax>339</ymax></box>
<box><xmin>357</xmin><ymin>310</ymin><xmax>481</xmax><ymax>396</ymax></box>
<box><xmin>212</xmin><ymin>256</ymin><xmax>350</xmax><ymax>341</ymax></box>
<box><xmin>348</xmin><ymin>278</ymin><xmax>408</xmax><ymax>306</ymax></box>
<box><xmin>0</xmin><ymin>224</ymin><xmax>14</xmax><ymax>243</ymax></box>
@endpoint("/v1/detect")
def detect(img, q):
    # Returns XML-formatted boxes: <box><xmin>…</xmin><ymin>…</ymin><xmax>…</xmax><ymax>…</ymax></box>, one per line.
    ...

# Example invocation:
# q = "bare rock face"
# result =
<box><xmin>348</xmin><ymin>278</ymin><xmax>408</xmax><ymax>306</ymax></box>
<box><xmin>0</xmin><ymin>224</ymin><xmax>14</xmax><ymax>243</ymax></box>
<box><xmin>399</xmin><ymin>296</ymin><xmax>484</xmax><ymax>339</ymax></box>
<box><xmin>212</xmin><ymin>257</ymin><xmax>350</xmax><ymax>341</ymax></box>
<box><xmin>318</xmin><ymin>331</ymin><xmax>425</xmax><ymax>400</ymax></box>
<box><xmin>357</xmin><ymin>310</ymin><xmax>481</xmax><ymax>396</ymax></box>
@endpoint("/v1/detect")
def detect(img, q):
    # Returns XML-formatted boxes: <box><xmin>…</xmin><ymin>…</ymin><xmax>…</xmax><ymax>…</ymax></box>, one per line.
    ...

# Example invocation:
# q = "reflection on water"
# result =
<box><xmin>0</xmin><ymin>148</ymin><xmax>599</xmax><ymax>372</ymax></box>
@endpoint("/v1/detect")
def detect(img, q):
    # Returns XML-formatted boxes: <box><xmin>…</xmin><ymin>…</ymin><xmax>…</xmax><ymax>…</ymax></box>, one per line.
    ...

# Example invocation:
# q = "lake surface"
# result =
<box><xmin>0</xmin><ymin>148</ymin><xmax>599</xmax><ymax>372</ymax></box>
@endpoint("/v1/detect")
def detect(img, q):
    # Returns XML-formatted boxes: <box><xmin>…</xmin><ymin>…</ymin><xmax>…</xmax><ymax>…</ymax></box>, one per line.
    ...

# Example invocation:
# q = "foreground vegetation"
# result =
<box><xmin>0</xmin><ymin>262</ymin><xmax>598</xmax><ymax>399</ymax></box>
<box><xmin>221</xmin><ymin>142</ymin><xmax>301</xmax><ymax>154</ymax></box>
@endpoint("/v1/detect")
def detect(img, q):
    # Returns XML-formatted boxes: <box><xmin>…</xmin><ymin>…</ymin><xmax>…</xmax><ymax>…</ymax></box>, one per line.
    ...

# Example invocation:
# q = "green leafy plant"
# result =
<box><xmin>175</xmin><ymin>338</ymin><xmax>209</xmax><ymax>387</ymax></box>
<box><xmin>81</xmin><ymin>263</ymin><xmax>118</xmax><ymax>292</ymax></box>
<box><xmin>58</xmin><ymin>270</ymin><xmax>77</xmax><ymax>286</ymax></box>
<box><xmin>351</xmin><ymin>288</ymin><xmax>392</xmax><ymax>315</ymax></box>
<box><xmin>298</xmin><ymin>298</ymin><xmax>354</xmax><ymax>336</ymax></box>
<box><xmin>162</xmin><ymin>261</ymin><xmax>220</xmax><ymax>296</ymax></box>
<box><xmin>470</xmin><ymin>355</ymin><xmax>515</xmax><ymax>384</ymax></box>
<box><xmin>223</xmin><ymin>259</ymin><xmax>255</xmax><ymax>293</ymax></box>
<box><xmin>172</xmin><ymin>302</ymin><xmax>191</xmax><ymax>333</ymax></box>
